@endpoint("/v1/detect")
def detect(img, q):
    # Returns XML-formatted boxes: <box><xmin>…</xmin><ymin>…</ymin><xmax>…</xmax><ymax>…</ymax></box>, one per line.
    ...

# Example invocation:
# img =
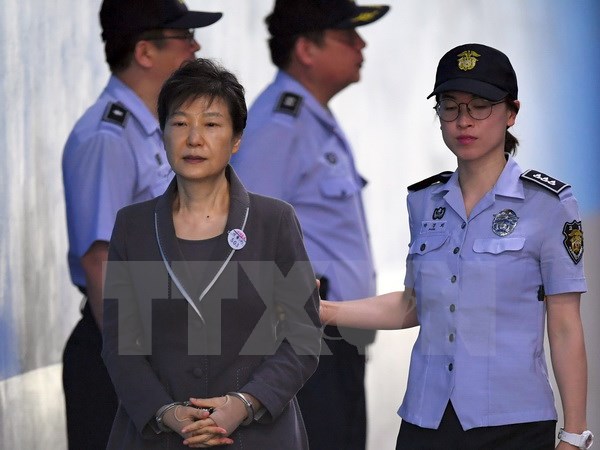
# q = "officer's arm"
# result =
<box><xmin>320</xmin><ymin>289</ymin><xmax>418</xmax><ymax>330</ymax></box>
<box><xmin>81</xmin><ymin>240</ymin><xmax>109</xmax><ymax>330</ymax></box>
<box><xmin>547</xmin><ymin>292</ymin><xmax>588</xmax><ymax>438</ymax></box>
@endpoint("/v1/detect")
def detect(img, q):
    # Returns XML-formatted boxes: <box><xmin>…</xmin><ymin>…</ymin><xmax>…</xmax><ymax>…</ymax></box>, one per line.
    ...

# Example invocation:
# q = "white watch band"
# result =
<box><xmin>558</xmin><ymin>428</ymin><xmax>594</xmax><ymax>449</ymax></box>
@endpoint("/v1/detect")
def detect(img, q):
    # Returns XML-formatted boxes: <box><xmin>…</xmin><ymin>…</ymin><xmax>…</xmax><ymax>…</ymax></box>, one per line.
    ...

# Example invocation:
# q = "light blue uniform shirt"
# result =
<box><xmin>62</xmin><ymin>76</ymin><xmax>172</xmax><ymax>287</ymax></box>
<box><xmin>399</xmin><ymin>155</ymin><xmax>587</xmax><ymax>430</ymax></box>
<box><xmin>231</xmin><ymin>71</ymin><xmax>375</xmax><ymax>302</ymax></box>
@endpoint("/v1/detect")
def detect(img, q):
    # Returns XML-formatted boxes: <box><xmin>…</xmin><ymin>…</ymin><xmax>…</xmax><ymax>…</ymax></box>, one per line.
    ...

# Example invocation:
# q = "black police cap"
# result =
<box><xmin>266</xmin><ymin>0</ymin><xmax>390</xmax><ymax>37</ymax></box>
<box><xmin>428</xmin><ymin>43</ymin><xmax>518</xmax><ymax>101</ymax></box>
<box><xmin>100</xmin><ymin>0</ymin><xmax>222</xmax><ymax>39</ymax></box>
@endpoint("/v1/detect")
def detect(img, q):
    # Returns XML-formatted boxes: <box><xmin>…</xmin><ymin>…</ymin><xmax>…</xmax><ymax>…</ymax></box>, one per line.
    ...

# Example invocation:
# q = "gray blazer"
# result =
<box><xmin>102</xmin><ymin>167</ymin><xmax>321</xmax><ymax>449</ymax></box>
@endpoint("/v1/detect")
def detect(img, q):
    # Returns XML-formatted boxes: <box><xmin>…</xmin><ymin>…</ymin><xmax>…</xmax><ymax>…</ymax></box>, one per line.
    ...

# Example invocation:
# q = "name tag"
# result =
<box><xmin>420</xmin><ymin>220</ymin><xmax>447</xmax><ymax>234</ymax></box>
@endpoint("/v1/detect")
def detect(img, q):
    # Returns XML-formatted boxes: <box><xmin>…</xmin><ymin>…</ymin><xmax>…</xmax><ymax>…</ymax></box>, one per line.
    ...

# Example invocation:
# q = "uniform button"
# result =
<box><xmin>420</xmin><ymin>243</ymin><xmax>426</xmax><ymax>251</ymax></box>
<box><xmin>450</xmin><ymin>275</ymin><xmax>457</xmax><ymax>283</ymax></box>
<box><xmin>449</xmin><ymin>304</ymin><xmax>456</xmax><ymax>312</ymax></box>
<box><xmin>192</xmin><ymin>368</ymin><xmax>203</xmax><ymax>378</ymax></box>
<box><xmin>448</xmin><ymin>363</ymin><xmax>454</xmax><ymax>372</ymax></box>
<box><xmin>461</xmin><ymin>222</ymin><xmax>466</xmax><ymax>229</ymax></box>
<box><xmin>449</xmin><ymin>333</ymin><xmax>455</xmax><ymax>342</ymax></box>
<box><xmin>453</xmin><ymin>247</ymin><xmax>460</xmax><ymax>254</ymax></box>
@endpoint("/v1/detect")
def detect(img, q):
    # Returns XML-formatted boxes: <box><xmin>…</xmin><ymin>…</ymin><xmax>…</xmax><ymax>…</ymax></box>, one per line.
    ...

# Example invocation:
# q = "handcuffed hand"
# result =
<box><xmin>183</xmin><ymin>395</ymin><xmax>248</xmax><ymax>446</ymax></box>
<box><xmin>160</xmin><ymin>403</ymin><xmax>230</xmax><ymax>447</ymax></box>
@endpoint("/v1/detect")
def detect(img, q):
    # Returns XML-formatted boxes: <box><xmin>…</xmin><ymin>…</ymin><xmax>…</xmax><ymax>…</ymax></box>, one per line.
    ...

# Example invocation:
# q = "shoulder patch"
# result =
<box><xmin>408</xmin><ymin>171</ymin><xmax>453</xmax><ymax>192</ymax></box>
<box><xmin>562</xmin><ymin>220</ymin><xmax>584</xmax><ymax>264</ymax></box>
<box><xmin>274</xmin><ymin>92</ymin><xmax>302</xmax><ymax>117</ymax></box>
<box><xmin>102</xmin><ymin>102</ymin><xmax>130</xmax><ymax>128</ymax></box>
<box><xmin>520</xmin><ymin>169</ymin><xmax>569</xmax><ymax>195</ymax></box>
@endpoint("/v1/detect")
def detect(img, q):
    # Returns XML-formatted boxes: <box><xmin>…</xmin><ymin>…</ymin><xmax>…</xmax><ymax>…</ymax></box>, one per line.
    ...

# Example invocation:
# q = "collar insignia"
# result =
<box><xmin>275</xmin><ymin>92</ymin><xmax>302</xmax><ymax>117</ymax></box>
<box><xmin>432</xmin><ymin>207</ymin><xmax>446</xmax><ymax>220</ymax></box>
<box><xmin>102</xmin><ymin>102</ymin><xmax>129</xmax><ymax>128</ymax></box>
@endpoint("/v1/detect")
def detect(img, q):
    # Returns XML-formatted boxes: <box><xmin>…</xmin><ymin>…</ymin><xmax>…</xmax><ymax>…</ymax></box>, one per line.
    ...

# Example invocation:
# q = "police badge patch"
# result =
<box><xmin>492</xmin><ymin>209</ymin><xmax>519</xmax><ymax>237</ymax></box>
<box><xmin>562</xmin><ymin>220</ymin><xmax>584</xmax><ymax>264</ymax></box>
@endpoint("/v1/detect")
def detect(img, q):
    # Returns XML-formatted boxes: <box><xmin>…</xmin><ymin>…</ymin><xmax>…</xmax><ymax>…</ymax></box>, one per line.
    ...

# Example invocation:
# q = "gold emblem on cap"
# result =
<box><xmin>457</xmin><ymin>50</ymin><xmax>481</xmax><ymax>71</ymax></box>
<box><xmin>352</xmin><ymin>10</ymin><xmax>379</xmax><ymax>23</ymax></box>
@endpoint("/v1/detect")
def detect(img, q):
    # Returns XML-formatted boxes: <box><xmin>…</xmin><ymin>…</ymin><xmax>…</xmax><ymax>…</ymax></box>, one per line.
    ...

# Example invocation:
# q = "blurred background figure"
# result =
<box><xmin>61</xmin><ymin>1</ymin><xmax>221</xmax><ymax>448</ymax></box>
<box><xmin>231</xmin><ymin>1</ymin><xmax>389</xmax><ymax>449</ymax></box>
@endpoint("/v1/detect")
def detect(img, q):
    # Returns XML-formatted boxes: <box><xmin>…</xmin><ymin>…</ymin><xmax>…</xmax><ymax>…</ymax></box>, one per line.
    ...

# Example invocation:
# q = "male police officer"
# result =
<box><xmin>231</xmin><ymin>1</ymin><xmax>389</xmax><ymax>448</ymax></box>
<box><xmin>61</xmin><ymin>1</ymin><xmax>221</xmax><ymax>448</ymax></box>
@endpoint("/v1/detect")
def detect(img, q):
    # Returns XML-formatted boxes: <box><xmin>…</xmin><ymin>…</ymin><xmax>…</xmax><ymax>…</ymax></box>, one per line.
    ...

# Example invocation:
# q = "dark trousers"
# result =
<box><xmin>396</xmin><ymin>402</ymin><xmax>556</xmax><ymax>450</ymax></box>
<box><xmin>296</xmin><ymin>326</ymin><xmax>367</xmax><ymax>450</ymax></box>
<box><xmin>63</xmin><ymin>302</ymin><xmax>118</xmax><ymax>450</ymax></box>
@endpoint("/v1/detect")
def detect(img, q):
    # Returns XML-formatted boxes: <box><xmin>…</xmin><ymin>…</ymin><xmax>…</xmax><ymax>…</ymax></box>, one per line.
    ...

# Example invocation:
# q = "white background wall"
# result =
<box><xmin>0</xmin><ymin>1</ymin><xmax>598</xmax><ymax>449</ymax></box>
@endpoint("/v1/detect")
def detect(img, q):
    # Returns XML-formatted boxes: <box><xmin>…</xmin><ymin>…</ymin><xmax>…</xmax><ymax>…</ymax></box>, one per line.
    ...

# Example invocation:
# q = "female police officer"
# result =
<box><xmin>321</xmin><ymin>44</ymin><xmax>592</xmax><ymax>449</ymax></box>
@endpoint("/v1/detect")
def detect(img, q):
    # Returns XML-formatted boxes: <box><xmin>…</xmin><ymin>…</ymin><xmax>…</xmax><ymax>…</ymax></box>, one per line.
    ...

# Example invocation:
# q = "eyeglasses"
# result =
<box><xmin>147</xmin><ymin>30</ymin><xmax>195</xmax><ymax>44</ymax></box>
<box><xmin>436</xmin><ymin>98</ymin><xmax>504</xmax><ymax>122</ymax></box>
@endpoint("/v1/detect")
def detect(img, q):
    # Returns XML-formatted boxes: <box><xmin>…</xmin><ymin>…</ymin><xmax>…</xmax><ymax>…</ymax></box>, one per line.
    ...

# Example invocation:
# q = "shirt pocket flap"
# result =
<box><xmin>319</xmin><ymin>177</ymin><xmax>361</xmax><ymax>199</ymax></box>
<box><xmin>409</xmin><ymin>235</ymin><xmax>448</xmax><ymax>255</ymax></box>
<box><xmin>473</xmin><ymin>237</ymin><xmax>526</xmax><ymax>254</ymax></box>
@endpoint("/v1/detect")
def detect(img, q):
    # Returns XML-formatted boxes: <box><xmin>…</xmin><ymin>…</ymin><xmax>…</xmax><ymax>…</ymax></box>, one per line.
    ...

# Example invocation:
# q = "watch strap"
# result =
<box><xmin>558</xmin><ymin>428</ymin><xmax>594</xmax><ymax>449</ymax></box>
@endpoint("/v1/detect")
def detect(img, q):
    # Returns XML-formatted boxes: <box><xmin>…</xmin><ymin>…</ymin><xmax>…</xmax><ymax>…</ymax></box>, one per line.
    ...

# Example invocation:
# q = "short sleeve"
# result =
<box><xmin>63</xmin><ymin>131</ymin><xmax>137</xmax><ymax>258</ymax></box>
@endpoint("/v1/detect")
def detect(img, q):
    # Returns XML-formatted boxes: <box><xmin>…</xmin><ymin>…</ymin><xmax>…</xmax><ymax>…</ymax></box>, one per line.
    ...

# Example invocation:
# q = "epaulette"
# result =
<box><xmin>274</xmin><ymin>92</ymin><xmax>302</xmax><ymax>117</ymax></box>
<box><xmin>520</xmin><ymin>169</ymin><xmax>570</xmax><ymax>195</ymax></box>
<box><xmin>408</xmin><ymin>171</ymin><xmax>453</xmax><ymax>192</ymax></box>
<box><xmin>102</xmin><ymin>102</ymin><xmax>130</xmax><ymax>128</ymax></box>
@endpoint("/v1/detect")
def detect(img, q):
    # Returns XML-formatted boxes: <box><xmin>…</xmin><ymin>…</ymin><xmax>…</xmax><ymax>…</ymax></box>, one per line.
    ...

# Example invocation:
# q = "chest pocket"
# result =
<box><xmin>472</xmin><ymin>237</ymin><xmax>526</xmax><ymax>254</ymax></box>
<box><xmin>319</xmin><ymin>176</ymin><xmax>361</xmax><ymax>200</ymax></box>
<box><xmin>408</xmin><ymin>234</ymin><xmax>448</xmax><ymax>255</ymax></box>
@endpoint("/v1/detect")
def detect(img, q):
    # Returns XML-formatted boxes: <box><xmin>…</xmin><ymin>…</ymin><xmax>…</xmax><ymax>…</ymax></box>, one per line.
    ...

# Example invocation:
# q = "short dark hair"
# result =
<box><xmin>157</xmin><ymin>58</ymin><xmax>247</xmax><ymax>135</ymax></box>
<box><xmin>104</xmin><ymin>29</ymin><xmax>167</xmax><ymax>74</ymax></box>
<box><xmin>268</xmin><ymin>30</ymin><xmax>325</xmax><ymax>69</ymax></box>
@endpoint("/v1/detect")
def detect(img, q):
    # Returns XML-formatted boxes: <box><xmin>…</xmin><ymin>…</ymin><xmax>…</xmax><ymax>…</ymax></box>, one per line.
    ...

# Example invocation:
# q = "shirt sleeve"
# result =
<box><xmin>539</xmin><ymin>192</ymin><xmax>587</xmax><ymax>295</ymax></box>
<box><xmin>63</xmin><ymin>130</ymin><xmax>137</xmax><ymax>258</ymax></box>
<box><xmin>403</xmin><ymin>193</ymin><xmax>417</xmax><ymax>289</ymax></box>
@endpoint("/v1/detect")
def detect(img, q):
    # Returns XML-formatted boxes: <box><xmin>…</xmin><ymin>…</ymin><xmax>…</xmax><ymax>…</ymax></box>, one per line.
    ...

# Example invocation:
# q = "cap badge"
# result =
<box><xmin>492</xmin><ymin>209</ymin><xmax>518</xmax><ymax>237</ymax></box>
<box><xmin>352</xmin><ymin>11</ymin><xmax>379</xmax><ymax>23</ymax></box>
<box><xmin>457</xmin><ymin>50</ymin><xmax>481</xmax><ymax>71</ymax></box>
<box><xmin>562</xmin><ymin>220</ymin><xmax>583</xmax><ymax>264</ymax></box>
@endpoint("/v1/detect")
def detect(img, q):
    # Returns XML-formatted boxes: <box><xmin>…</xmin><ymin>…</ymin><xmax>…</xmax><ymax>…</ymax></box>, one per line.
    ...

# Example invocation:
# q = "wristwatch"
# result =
<box><xmin>558</xmin><ymin>428</ymin><xmax>594</xmax><ymax>449</ymax></box>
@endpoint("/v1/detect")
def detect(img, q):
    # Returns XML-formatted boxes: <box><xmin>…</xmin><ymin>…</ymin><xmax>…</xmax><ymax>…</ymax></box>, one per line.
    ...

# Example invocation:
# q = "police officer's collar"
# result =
<box><xmin>105</xmin><ymin>75</ymin><xmax>161</xmax><ymax>136</ymax></box>
<box><xmin>275</xmin><ymin>71</ymin><xmax>341</xmax><ymax>129</ymax></box>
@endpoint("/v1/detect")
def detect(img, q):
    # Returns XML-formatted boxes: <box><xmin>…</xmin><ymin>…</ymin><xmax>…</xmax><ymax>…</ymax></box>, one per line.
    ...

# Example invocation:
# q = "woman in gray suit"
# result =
<box><xmin>102</xmin><ymin>58</ymin><xmax>321</xmax><ymax>449</ymax></box>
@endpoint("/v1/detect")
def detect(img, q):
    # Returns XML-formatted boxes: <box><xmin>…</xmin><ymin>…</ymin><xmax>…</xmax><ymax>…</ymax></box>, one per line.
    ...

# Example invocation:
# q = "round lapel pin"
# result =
<box><xmin>228</xmin><ymin>228</ymin><xmax>247</xmax><ymax>250</ymax></box>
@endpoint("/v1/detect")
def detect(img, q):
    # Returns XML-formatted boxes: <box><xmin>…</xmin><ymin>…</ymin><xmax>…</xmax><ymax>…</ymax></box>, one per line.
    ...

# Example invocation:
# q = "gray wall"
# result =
<box><xmin>1</xmin><ymin>1</ymin><xmax>598</xmax><ymax>449</ymax></box>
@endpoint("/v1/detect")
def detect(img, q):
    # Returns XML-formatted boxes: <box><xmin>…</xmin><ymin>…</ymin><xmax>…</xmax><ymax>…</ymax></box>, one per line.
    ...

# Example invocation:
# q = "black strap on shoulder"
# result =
<box><xmin>274</xmin><ymin>92</ymin><xmax>303</xmax><ymax>117</ymax></box>
<box><xmin>520</xmin><ymin>169</ymin><xmax>569</xmax><ymax>195</ymax></box>
<box><xmin>102</xmin><ymin>102</ymin><xmax>130</xmax><ymax>128</ymax></box>
<box><xmin>408</xmin><ymin>171</ymin><xmax>453</xmax><ymax>192</ymax></box>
